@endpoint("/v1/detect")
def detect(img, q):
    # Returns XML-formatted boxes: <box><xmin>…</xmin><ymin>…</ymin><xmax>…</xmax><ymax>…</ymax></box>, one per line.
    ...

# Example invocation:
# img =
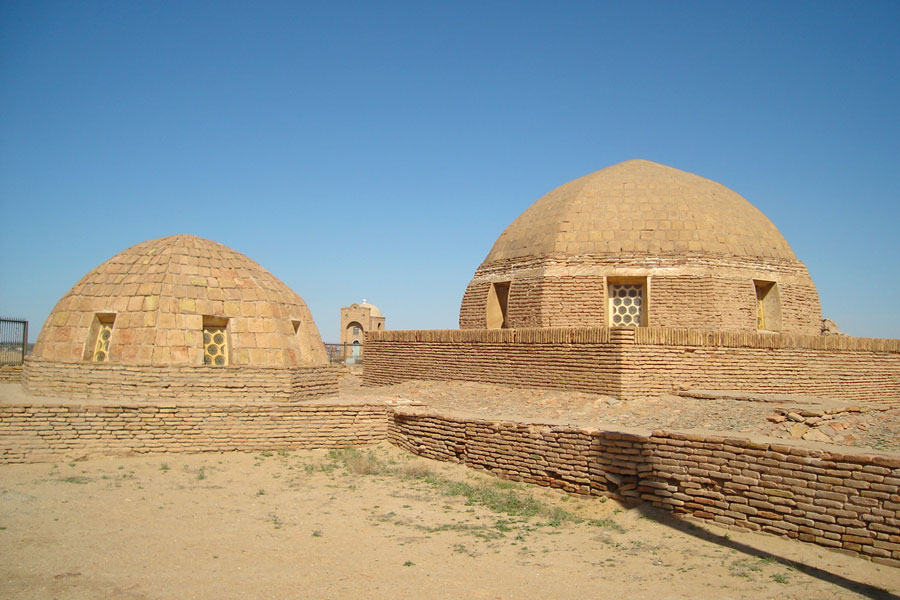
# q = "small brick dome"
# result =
<box><xmin>461</xmin><ymin>160</ymin><xmax>822</xmax><ymax>333</ymax></box>
<box><xmin>33</xmin><ymin>235</ymin><xmax>327</xmax><ymax>367</ymax></box>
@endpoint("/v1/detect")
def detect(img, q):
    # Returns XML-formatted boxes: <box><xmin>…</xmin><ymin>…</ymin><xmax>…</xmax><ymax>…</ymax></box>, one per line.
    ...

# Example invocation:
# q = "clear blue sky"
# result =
<box><xmin>1</xmin><ymin>1</ymin><xmax>898</xmax><ymax>342</ymax></box>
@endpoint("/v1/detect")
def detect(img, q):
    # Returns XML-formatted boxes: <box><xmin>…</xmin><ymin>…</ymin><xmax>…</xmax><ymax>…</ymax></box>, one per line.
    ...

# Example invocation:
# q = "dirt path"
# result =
<box><xmin>2</xmin><ymin>443</ymin><xmax>897</xmax><ymax>599</ymax></box>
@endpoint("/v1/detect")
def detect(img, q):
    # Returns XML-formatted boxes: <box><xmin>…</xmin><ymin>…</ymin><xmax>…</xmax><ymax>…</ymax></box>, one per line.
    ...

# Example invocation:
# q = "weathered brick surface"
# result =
<box><xmin>0</xmin><ymin>365</ymin><xmax>23</xmax><ymax>383</ymax></box>
<box><xmin>23</xmin><ymin>358</ymin><xmax>339</xmax><ymax>402</ymax></box>
<box><xmin>459</xmin><ymin>161</ymin><xmax>823</xmax><ymax>334</ymax></box>
<box><xmin>33</xmin><ymin>234</ymin><xmax>328</xmax><ymax>367</ymax></box>
<box><xmin>462</xmin><ymin>270</ymin><xmax>821</xmax><ymax>334</ymax></box>
<box><xmin>0</xmin><ymin>402</ymin><xmax>388</xmax><ymax>463</ymax></box>
<box><xmin>3</xmin><ymin>393</ymin><xmax>898</xmax><ymax>564</ymax></box>
<box><xmin>365</xmin><ymin>328</ymin><xmax>900</xmax><ymax>403</ymax></box>
<box><xmin>389</xmin><ymin>409</ymin><xmax>900</xmax><ymax>564</ymax></box>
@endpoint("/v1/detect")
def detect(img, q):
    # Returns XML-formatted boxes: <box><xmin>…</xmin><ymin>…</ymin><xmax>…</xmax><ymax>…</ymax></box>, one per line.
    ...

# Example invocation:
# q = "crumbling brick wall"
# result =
<box><xmin>389</xmin><ymin>408</ymin><xmax>900</xmax><ymax>567</ymax></box>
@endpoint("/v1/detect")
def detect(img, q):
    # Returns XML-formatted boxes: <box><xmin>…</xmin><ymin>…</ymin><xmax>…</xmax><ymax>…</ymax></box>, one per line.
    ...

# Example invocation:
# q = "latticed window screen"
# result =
<box><xmin>609</xmin><ymin>284</ymin><xmax>644</xmax><ymax>327</ymax></box>
<box><xmin>92</xmin><ymin>322</ymin><xmax>113</xmax><ymax>362</ymax></box>
<box><xmin>203</xmin><ymin>325</ymin><xmax>228</xmax><ymax>366</ymax></box>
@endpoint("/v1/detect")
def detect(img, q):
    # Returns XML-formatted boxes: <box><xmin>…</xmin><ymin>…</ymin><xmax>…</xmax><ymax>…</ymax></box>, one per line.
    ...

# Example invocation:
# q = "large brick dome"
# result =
<box><xmin>33</xmin><ymin>235</ymin><xmax>327</xmax><ymax>367</ymax></box>
<box><xmin>461</xmin><ymin>160</ymin><xmax>822</xmax><ymax>333</ymax></box>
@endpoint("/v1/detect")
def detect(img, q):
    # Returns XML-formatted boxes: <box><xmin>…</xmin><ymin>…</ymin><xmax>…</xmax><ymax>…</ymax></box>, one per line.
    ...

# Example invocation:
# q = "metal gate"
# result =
<box><xmin>0</xmin><ymin>317</ymin><xmax>29</xmax><ymax>365</ymax></box>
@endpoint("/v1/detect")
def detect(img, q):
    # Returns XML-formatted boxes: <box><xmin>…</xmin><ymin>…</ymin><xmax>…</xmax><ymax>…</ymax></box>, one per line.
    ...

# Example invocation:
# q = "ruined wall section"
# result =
<box><xmin>389</xmin><ymin>408</ymin><xmax>900</xmax><ymax>567</ymax></box>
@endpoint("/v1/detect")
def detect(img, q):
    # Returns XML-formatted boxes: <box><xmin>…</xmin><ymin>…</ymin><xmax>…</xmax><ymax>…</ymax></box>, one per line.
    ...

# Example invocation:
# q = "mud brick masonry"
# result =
<box><xmin>363</xmin><ymin>327</ymin><xmax>900</xmax><ymax>403</ymax></box>
<box><xmin>22</xmin><ymin>360</ymin><xmax>338</xmax><ymax>402</ymax></box>
<box><xmin>2</xmin><ymin>401</ymin><xmax>898</xmax><ymax>567</ymax></box>
<box><xmin>4</xmin><ymin>162</ymin><xmax>899</xmax><ymax>567</ymax></box>
<box><xmin>24</xmin><ymin>235</ymin><xmax>340</xmax><ymax>400</ymax></box>
<box><xmin>0</xmin><ymin>402</ymin><xmax>388</xmax><ymax>463</ymax></box>
<box><xmin>389</xmin><ymin>409</ymin><xmax>900</xmax><ymax>567</ymax></box>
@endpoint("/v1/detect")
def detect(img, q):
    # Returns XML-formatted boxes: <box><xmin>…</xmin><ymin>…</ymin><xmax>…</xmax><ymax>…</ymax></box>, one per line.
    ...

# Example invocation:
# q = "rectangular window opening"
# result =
<box><xmin>203</xmin><ymin>316</ymin><xmax>229</xmax><ymax>366</ymax></box>
<box><xmin>608</xmin><ymin>278</ymin><xmax>646</xmax><ymax>327</ymax></box>
<box><xmin>486</xmin><ymin>281</ymin><xmax>510</xmax><ymax>329</ymax></box>
<box><xmin>754</xmin><ymin>280</ymin><xmax>781</xmax><ymax>331</ymax></box>
<box><xmin>84</xmin><ymin>313</ymin><xmax>116</xmax><ymax>362</ymax></box>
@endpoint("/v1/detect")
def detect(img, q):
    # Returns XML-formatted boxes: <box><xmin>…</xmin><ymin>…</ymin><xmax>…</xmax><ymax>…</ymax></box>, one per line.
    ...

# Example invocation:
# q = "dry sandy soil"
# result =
<box><xmin>2</xmin><ymin>442</ymin><xmax>898</xmax><ymax>600</ymax></box>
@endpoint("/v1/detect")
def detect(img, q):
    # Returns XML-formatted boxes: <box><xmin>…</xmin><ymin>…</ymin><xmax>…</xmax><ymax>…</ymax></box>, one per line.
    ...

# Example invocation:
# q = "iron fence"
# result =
<box><xmin>324</xmin><ymin>343</ymin><xmax>363</xmax><ymax>365</ymax></box>
<box><xmin>0</xmin><ymin>317</ymin><xmax>29</xmax><ymax>366</ymax></box>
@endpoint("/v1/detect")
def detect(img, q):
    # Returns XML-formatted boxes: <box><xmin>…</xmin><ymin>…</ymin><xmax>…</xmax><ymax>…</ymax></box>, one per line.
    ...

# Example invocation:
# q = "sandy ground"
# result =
<box><xmin>2</xmin><ymin>442</ymin><xmax>898</xmax><ymax>600</ymax></box>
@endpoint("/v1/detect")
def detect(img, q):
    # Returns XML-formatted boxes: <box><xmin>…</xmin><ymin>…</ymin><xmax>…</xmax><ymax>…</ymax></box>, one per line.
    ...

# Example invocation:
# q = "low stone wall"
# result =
<box><xmin>0</xmin><ymin>402</ymin><xmax>388</xmax><ymax>463</ymax></box>
<box><xmin>365</xmin><ymin>328</ymin><xmax>900</xmax><ymax>402</ymax></box>
<box><xmin>389</xmin><ymin>408</ymin><xmax>900</xmax><ymax>567</ymax></box>
<box><xmin>0</xmin><ymin>365</ymin><xmax>23</xmax><ymax>383</ymax></box>
<box><xmin>22</xmin><ymin>358</ymin><xmax>339</xmax><ymax>402</ymax></box>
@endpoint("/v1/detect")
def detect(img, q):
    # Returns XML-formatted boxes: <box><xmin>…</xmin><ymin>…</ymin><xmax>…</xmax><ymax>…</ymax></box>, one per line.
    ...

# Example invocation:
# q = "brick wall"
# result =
<box><xmin>459</xmin><ymin>257</ymin><xmax>822</xmax><ymax>335</ymax></box>
<box><xmin>389</xmin><ymin>408</ymin><xmax>900</xmax><ymax>567</ymax></box>
<box><xmin>459</xmin><ymin>281</ymin><xmax>490</xmax><ymax>328</ymax></box>
<box><xmin>2</xmin><ymin>393</ymin><xmax>897</xmax><ymax>564</ymax></box>
<box><xmin>365</xmin><ymin>328</ymin><xmax>900</xmax><ymax>403</ymax></box>
<box><xmin>23</xmin><ymin>358</ymin><xmax>339</xmax><ymax>402</ymax></box>
<box><xmin>0</xmin><ymin>402</ymin><xmax>388</xmax><ymax>464</ymax></box>
<box><xmin>0</xmin><ymin>365</ymin><xmax>23</xmax><ymax>383</ymax></box>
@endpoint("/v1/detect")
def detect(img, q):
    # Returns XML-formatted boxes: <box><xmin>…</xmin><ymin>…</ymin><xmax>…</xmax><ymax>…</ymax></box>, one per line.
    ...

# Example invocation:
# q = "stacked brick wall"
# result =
<box><xmin>0</xmin><ymin>402</ymin><xmax>388</xmax><ymax>464</ymax></box>
<box><xmin>389</xmin><ymin>408</ymin><xmax>900</xmax><ymax>566</ymax></box>
<box><xmin>506</xmin><ymin>278</ymin><xmax>544</xmax><ymax>328</ymax></box>
<box><xmin>779</xmin><ymin>282</ymin><xmax>825</xmax><ymax>334</ymax></box>
<box><xmin>23</xmin><ymin>359</ymin><xmax>338</xmax><ymax>402</ymax></box>
<box><xmin>459</xmin><ymin>282</ymin><xmax>490</xmax><ymax>328</ymax></box>
<box><xmin>536</xmin><ymin>276</ymin><xmax>607</xmax><ymax>327</ymax></box>
<box><xmin>365</xmin><ymin>328</ymin><xmax>621</xmax><ymax>396</ymax></box>
<box><xmin>0</xmin><ymin>365</ymin><xmax>23</xmax><ymax>383</ymax></box>
<box><xmin>365</xmin><ymin>328</ymin><xmax>900</xmax><ymax>402</ymax></box>
<box><xmin>460</xmin><ymin>255</ymin><xmax>822</xmax><ymax>335</ymax></box>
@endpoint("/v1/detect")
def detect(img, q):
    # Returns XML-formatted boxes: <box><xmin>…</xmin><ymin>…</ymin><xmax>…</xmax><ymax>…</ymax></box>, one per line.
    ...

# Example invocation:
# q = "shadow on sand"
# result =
<box><xmin>634</xmin><ymin>504</ymin><xmax>899</xmax><ymax>600</ymax></box>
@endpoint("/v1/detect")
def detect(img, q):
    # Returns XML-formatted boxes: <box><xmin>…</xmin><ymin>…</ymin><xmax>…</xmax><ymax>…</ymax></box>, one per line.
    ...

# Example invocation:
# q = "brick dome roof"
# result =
<box><xmin>359</xmin><ymin>302</ymin><xmax>382</xmax><ymax>317</ymax></box>
<box><xmin>484</xmin><ymin>159</ymin><xmax>798</xmax><ymax>264</ymax></box>
<box><xmin>33</xmin><ymin>235</ymin><xmax>327</xmax><ymax>367</ymax></box>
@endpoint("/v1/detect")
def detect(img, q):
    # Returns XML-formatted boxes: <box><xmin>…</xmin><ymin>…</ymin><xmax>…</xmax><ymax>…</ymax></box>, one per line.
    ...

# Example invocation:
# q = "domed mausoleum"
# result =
<box><xmin>26</xmin><ymin>235</ymin><xmax>335</xmax><ymax>401</ymax></box>
<box><xmin>460</xmin><ymin>160</ymin><xmax>822</xmax><ymax>334</ymax></box>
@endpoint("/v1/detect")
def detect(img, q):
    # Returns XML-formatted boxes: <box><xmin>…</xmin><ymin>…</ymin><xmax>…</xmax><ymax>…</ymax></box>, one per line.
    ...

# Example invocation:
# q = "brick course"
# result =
<box><xmin>23</xmin><ymin>358</ymin><xmax>339</xmax><ymax>402</ymax></box>
<box><xmin>0</xmin><ymin>402</ymin><xmax>388</xmax><ymax>464</ymax></box>
<box><xmin>365</xmin><ymin>328</ymin><xmax>900</xmax><ymax>403</ymax></box>
<box><xmin>0</xmin><ymin>365</ymin><xmax>23</xmax><ymax>383</ymax></box>
<box><xmin>389</xmin><ymin>408</ymin><xmax>900</xmax><ymax>567</ymax></box>
<box><xmin>2</xmin><ymin>393</ymin><xmax>898</xmax><ymax>565</ymax></box>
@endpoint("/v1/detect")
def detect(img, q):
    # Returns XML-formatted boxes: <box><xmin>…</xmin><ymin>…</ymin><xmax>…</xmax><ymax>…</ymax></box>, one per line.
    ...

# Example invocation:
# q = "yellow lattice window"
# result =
<box><xmin>203</xmin><ymin>318</ymin><xmax>228</xmax><ymax>366</ymax></box>
<box><xmin>609</xmin><ymin>283</ymin><xmax>644</xmax><ymax>327</ymax></box>
<box><xmin>93</xmin><ymin>322</ymin><xmax>113</xmax><ymax>362</ymax></box>
<box><xmin>83</xmin><ymin>313</ymin><xmax>116</xmax><ymax>362</ymax></box>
